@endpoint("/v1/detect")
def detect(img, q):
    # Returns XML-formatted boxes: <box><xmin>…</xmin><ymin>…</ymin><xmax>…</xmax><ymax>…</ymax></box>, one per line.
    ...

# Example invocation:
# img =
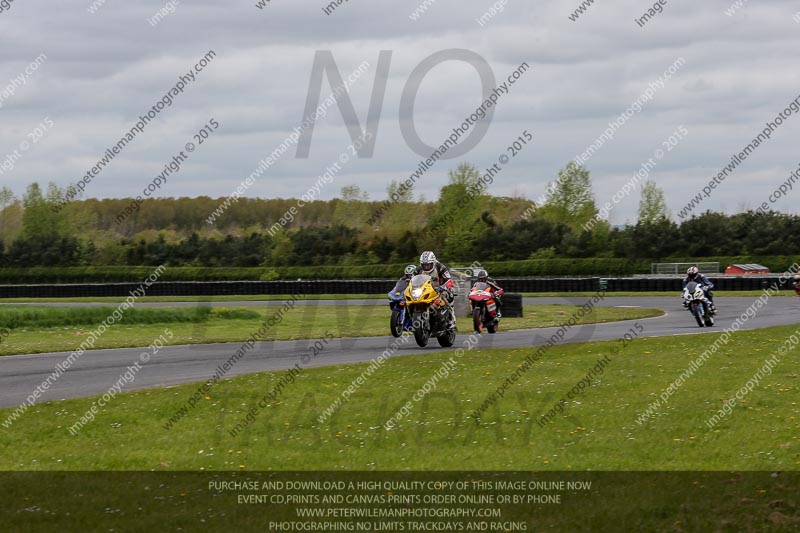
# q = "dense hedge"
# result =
<box><xmin>0</xmin><ymin>256</ymin><xmax>794</xmax><ymax>283</ymax></box>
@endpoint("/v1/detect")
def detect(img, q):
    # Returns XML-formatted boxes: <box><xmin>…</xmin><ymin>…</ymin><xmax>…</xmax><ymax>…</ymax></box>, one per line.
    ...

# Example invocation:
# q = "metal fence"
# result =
<box><xmin>448</xmin><ymin>268</ymin><xmax>474</xmax><ymax>317</ymax></box>
<box><xmin>651</xmin><ymin>262</ymin><xmax>720</xmax><ymax>275</ymax></box>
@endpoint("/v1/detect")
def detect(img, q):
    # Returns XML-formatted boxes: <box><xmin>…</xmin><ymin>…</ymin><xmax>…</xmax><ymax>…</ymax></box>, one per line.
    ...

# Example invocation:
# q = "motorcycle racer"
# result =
<box><xmin>414</xmin><ymin>251</ymin><xmax>452</xmax><ymax>287</ymax></box>
<box><xmin>387</xmin><ymin>264</ymin><xmax>418</xmax><ymax>337</ymax></box>
<box><xmin>473</xmin><ymin>268</ymin><xmax>504</xmax><ymax>319</ymax></box>
<box><xmin>390</xmin><ymin>264</ymin><xmax>417</xmax><ymax>294</ymax></box>
<box><xmin>682</xmin><ymin>266</ymin><xmax>716</xmax><ymax>315</ymax></box>
<box><xmin>401</xmin><ymin>264</ymin><xmax>416</xmax><ymax>282</ymax></box>
<box><xmin>414</xmin><ymin>251</ymin><xmax>456</xmax><ymax>330</ymax></box>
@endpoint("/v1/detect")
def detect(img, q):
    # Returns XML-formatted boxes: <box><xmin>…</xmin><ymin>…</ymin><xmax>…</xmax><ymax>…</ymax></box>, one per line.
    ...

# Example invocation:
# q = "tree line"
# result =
<box><xmin>0</xmin><ymin>163</ymin><xmax>797</xmax><ymax>269</ymax></box>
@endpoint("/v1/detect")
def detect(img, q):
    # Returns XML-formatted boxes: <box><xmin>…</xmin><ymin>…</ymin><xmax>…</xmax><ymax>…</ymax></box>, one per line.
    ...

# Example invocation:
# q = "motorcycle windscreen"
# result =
<box><xmin>391</xmin><ymin>279</ymin><xmax>409</xmax><ymax>293</ymax></box>
<box><xmin>472</xmin><ymin>282</ymin><xmax>489</xmax><ymax>291</ymax></box>
<box><xmin>685</xmin><ymin>281</ymin><xmax>698</xmax><ymax>293</ymax></box>
<box><xmin>410</xmin><ymin>274</ymin><xmax>432</xmax><ymax>289</ymax></box>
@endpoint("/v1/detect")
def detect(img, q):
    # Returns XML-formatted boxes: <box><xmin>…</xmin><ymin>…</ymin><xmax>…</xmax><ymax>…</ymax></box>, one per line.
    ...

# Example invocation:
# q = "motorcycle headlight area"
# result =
<box><xmin>411</xmin><ymin>288</ymin><xmax>423</xmax><ymax>300</ymax></box>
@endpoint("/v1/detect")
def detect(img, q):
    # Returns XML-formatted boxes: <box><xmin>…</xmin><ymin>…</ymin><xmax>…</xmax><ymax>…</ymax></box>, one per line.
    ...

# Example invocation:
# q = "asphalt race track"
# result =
<box><xmin>0</xmin><ymin>296</ymin><xmax>798</xmax><ymax>408</ymax></box>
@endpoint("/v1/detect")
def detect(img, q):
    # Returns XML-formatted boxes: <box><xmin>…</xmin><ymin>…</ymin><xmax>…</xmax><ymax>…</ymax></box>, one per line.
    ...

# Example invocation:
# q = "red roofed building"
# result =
<box><xmin>724</xmin><ymin>264</ymin><xmax>770</xmax><ymax>275</ymax></box>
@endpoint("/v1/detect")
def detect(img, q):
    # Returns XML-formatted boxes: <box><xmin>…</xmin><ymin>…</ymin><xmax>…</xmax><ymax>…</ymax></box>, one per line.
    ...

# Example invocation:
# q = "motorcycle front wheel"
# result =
<box><xmin>472</xmin><ymin>308</ymin><xmax>483</xmax><ymax>333</ymax></box>
<box><xmin>390</xmin><ymin>309</ymin><xmax>402</xmax><ymax>338</ymax></box>
<box><xmin>413</xmin><ymin>311</ymin><xmax>430</xmax><ymax>347</ymax></box>
<box><xmin>691</xmin><ymin>305</ymin><xmax>704</xmax><ymax>327</ymax></box>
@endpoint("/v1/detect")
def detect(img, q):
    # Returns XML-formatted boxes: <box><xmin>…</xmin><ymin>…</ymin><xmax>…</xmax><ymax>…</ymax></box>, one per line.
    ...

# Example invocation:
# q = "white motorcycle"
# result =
<box><xmin>682</xmin><ymin>281</ymin><xmax>714</xmax><ymax>328</ymax></box>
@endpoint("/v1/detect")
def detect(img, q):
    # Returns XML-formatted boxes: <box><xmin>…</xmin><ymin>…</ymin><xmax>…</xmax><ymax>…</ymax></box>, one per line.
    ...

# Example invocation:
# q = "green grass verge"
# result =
<box><xmin>0</xmin><ymin>305</ymin><xmax>661</xmax><ymax>356</ymax></box>
<box><xmin>0</xmin><ymin>306</ymin><xmax>259</xmax><ymax>329</ymax></box>
<box><xmin>1</xmin><ymin>323</ymin><xmax>797</xmax><ymax>471</ymax></box>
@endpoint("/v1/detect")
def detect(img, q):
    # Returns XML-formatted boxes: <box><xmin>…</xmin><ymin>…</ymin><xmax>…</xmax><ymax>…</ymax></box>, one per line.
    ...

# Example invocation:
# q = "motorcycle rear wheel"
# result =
<box><xmin>437</xmin><ymin>329</ymin><xmax>456</xmax><ymax>347</ymax></box>
<box><xmin>704</xmin><ymin>305</ymin><xmax>714</xmax><ymax>327</ymax></box>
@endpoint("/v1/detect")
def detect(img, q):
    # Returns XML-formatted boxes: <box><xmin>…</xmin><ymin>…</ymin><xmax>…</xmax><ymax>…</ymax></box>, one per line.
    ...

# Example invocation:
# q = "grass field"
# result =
<box><xmin>1</xmin><ymin>323</ymin><xmax>797</xmax><ymax>471</ymax></box>
<box><xmin>0</xmin><ymin>305</ymin><xmax>259</xmax><ymax>329</ymax></box>
<box><xmin>0</xmin><ymin>304</ymin><xmax>661</xmax><ymax>356</ymax></box>
<box><xmin>2</xmin><ymin>311</ymin><xmax>797</xmax><ymax>531</ymax></box>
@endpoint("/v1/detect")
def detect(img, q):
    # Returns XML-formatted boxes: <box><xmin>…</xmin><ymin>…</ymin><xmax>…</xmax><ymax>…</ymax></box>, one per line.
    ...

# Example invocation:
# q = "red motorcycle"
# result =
<box><xmin>468</xmin><ymin>282</ymin><xmax>504</xmax><ymax>334</ymax></box>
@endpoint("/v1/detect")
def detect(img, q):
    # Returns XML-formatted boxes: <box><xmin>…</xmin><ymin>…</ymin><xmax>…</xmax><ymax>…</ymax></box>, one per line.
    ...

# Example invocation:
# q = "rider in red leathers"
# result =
<box><xmin>473</xmin><ymin>268</ymin><xmax>504</xmax><ymax>319</ymax></box>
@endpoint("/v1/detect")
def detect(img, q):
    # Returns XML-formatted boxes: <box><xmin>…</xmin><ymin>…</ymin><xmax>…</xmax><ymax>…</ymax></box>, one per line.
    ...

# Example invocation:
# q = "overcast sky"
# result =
<box><xmin>1</xmin><ymin>0</ymin><xmax>799</xmax><ymax>224</ymax></box>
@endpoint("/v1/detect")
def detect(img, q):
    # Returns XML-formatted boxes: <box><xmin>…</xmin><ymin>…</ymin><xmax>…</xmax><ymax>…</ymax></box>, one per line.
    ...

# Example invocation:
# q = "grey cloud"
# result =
<box><xmin>0</xmin><ymin>0</ymin><xmax>797</xmax><ymax>222</ymax></box>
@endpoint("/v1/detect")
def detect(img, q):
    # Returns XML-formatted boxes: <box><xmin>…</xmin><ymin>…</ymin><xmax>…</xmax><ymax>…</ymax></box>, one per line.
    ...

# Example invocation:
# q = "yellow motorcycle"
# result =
<box><xmin>403</xmin><ymin>274</ymin><xmax>456</xmax><ymax>348</ymax></box>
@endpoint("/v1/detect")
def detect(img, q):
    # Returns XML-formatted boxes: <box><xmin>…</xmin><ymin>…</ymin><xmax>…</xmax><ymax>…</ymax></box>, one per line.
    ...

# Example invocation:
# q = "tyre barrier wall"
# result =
<box><xmin>0</xmin><ymin>276</ymin><xmax>791</xmax><ymax>299</ymax></box>
<box><xmin>497</xmin><ymin>278</ymin><xmax>601</xmax><ymax>293</ymax></box>
<box><xmin>0</xmin><ymin>280</ymin><xmax>395</xmax><ymax>298</ymax></box>
<box><xmin>500</xmin><ymin>293</ymin><xmax>523</xmax><ymax>318</ymax></box>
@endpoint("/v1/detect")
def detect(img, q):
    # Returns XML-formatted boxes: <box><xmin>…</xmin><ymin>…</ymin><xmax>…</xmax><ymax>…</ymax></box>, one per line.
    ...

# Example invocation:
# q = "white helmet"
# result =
<box><xmin>420</xmin><ymin>251</ymin><xmax>437</xmax><ymax>274</ymax></box>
